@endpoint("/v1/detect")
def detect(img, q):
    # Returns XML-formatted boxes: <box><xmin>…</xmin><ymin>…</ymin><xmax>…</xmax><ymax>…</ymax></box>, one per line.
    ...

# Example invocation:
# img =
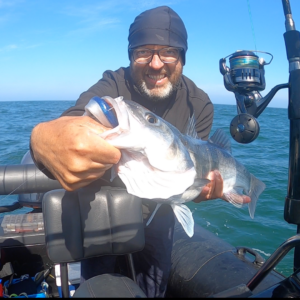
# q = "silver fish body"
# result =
<box><xmin>85</xmin><ymin>96</ymin><xmax>266</xmax><ymax>237</ymax></box>
<box><xmin>183</xmin><ymin>131</ymin><xmax>265</xmax><ymax>216</ymax></box>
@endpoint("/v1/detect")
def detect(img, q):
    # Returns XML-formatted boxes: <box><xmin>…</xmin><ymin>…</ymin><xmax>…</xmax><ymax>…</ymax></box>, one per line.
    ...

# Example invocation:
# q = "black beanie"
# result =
<box><xmin>128</xmin><ymin>6</ymin><xmax>188</xmax><ymax>65</ymax></box>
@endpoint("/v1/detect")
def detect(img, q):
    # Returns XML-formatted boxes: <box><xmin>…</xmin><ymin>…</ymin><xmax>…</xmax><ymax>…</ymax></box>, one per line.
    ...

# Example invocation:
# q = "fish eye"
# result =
<box><xmin>145</xmin><ymin>113</ymin><xmax>158</xmax><ymax>124</ymax></box>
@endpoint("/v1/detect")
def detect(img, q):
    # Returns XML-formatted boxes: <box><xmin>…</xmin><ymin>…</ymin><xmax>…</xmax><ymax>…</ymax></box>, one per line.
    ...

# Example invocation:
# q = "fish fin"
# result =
<box><xmin>171</xmin><ymin>204</ymin><xmax>194</xmax><ymax>238</ymax></box>
<box><xmin>248</xmin><ymin>174</ymin><xmax>266</xmax><ymax>219</ymax></box>
<box><xmin>110</xmin><ymin>166</ymin><xmax>118</xmax><ymax>182</ymax></box>
<box><xmin>223</xmin><ymin>190</ymin><xmax>245</xmax><ymax>208</ymax></box>
<box><xmin>194</xmin><ymin>178</ymin><xmax>210</xmax><ymax>187</ymax></box>
<box><xmin>181</xmin><ymin>178</ymin><xmax>210</xmax><ymax>200</ymax></box>
<box><xmin>167</xmin><ymin>178</ymin><xmax>210</xmax><ymax>202</ymax></box>
<box><xmin>223</xmin><ymin>174</ymin><xmax>266</xmax><ymax>219</ymax></box>
<box><xmin>184</xmin><ymin>114</ymin><xmax>198</xmax><ymax>139</ymax></box>
<box><xmin>146</xmin><ymin>203</ymin><xmax>162</xmax><ymax>227</ymax></box>
<box><xmin>208</xmin><ymin>129</ymin><xmax>232</xmax><ymax>154</ymax></box>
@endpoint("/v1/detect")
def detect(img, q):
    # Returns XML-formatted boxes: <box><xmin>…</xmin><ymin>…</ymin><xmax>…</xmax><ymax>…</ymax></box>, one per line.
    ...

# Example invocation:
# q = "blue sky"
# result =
<box><xmin>1</xmin><ymin>0</ymin><xmax>299</xmax><ymax>108</ymax></box>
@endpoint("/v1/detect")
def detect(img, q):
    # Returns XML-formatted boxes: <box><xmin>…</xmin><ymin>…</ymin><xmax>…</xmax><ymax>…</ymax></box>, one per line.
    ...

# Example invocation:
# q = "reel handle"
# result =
<box><xmin>230</xmin><ymin>113</ymin><xmax>260</xmax><ymax>144</ymax></box>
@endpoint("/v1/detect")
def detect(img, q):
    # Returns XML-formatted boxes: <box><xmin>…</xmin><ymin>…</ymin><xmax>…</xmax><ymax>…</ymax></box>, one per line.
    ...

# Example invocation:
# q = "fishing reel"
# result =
<box><xmin>220</xmin><ymin>50</ymin><xmax>288</xmax><ymax>143</ymax></box>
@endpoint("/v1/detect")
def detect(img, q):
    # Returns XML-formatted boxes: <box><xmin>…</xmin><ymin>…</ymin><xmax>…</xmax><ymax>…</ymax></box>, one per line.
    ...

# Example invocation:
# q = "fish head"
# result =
<box><xmin>100</xmin><ymin>96</ymin><xmax>194</xmax><ymax>173</ymax></box>
<box><xmin>92</xmin><ymin>96</ymin><xmax>196</xmax><ymax>199</ymax></box>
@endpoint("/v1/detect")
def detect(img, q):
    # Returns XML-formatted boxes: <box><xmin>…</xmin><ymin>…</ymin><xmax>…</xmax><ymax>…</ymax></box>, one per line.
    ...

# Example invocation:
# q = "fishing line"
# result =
<box><xmin>0</xmin><ymin>168</ymin><xmax>46</xmax><ymax>203</ymax></box>
<box><xmin>246</xmin><ymin>0</ymin><xmax>258</xmax><ymax>53</ymax></box>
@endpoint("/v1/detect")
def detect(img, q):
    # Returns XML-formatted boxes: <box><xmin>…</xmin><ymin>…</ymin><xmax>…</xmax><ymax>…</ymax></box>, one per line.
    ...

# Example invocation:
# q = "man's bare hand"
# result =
<box><xmin>193</xmin><ymin>170</ymin><xmax>251</xmax><ymax>204</ymax></box>
<box><xmin>31</xmin><ymin>115</ymin><xmax>121</xmax><ymax>191</ymax></box>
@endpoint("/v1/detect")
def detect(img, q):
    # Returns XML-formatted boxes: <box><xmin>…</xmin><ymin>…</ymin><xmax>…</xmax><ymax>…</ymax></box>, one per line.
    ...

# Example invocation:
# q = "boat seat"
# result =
<box><xmin>42</xmin><ymin>185</ymin><xmax>146</xmax><ymax>298</ymax></box>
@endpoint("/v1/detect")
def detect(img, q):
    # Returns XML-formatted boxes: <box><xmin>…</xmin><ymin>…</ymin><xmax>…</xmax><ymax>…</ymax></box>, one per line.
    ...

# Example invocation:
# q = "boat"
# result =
<box><xmin>0</xmin><ymin>0</ymin><xmax>300</xmax><ymax>297</ymax></box>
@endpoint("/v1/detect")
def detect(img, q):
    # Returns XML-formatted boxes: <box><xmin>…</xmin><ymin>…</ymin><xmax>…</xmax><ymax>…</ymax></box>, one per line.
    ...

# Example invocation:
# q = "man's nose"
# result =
<box><xmin>149</xmin><ymin>53</ymin><xmax>164</xmax><ymax>69</ymax></box>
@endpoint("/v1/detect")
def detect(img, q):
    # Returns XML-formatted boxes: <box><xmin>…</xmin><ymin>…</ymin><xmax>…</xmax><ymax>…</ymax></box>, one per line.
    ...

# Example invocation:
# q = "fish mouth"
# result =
<box><xmin>97</xmin><ymin>96</ymin><xmax>131</xmax><ymax>139</ymax></box>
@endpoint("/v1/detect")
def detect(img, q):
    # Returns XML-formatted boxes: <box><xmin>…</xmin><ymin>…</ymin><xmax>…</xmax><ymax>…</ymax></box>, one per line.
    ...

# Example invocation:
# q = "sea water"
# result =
<box><xmin>0</xmin><ymin>100</ymin><xmax>295</xmax><ymax>277</ymax></box>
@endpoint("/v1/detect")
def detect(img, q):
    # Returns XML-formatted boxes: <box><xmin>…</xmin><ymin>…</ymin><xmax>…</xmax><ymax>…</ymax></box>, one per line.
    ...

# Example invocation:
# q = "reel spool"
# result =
<box><xmin>220</xmin><ymin>50</ymin><xmax>273</xmax><ymax>94</ymax></box>
<box><xmin>229</xmin><ymin>51</ymin><xmax>263</xmax><ymax>92</ymax></box>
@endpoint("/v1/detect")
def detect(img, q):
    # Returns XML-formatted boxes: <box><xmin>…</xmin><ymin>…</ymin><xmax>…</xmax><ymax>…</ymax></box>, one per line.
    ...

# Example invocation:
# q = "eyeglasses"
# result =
<box><xmin>130</xmin><ymin>47</ymin><xmax>183</xmax><ymax>64</ymax></box>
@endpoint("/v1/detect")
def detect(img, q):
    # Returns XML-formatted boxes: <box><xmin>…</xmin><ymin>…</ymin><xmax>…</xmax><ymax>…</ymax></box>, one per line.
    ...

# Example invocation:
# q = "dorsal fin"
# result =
<box><xmin>208</xmin><ymin>129</ymin><xmax>232</xmax><ymax>154</ymax></box>
<box><xmin>184</xmin><ymin>114</ymin><xmax>198</xmax><ymax>139</ymax></box>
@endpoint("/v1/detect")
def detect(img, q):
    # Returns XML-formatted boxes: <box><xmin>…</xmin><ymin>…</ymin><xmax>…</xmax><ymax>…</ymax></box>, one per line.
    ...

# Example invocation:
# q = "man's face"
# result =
<box><xmin>130</xmin><ymin>45</ymin><xmax>183</xmax><ymax>102</ymax></box>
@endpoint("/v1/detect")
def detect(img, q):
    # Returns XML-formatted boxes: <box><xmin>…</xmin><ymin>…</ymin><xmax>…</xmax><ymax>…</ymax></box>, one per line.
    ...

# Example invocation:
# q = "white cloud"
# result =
<box><xmin>0</xmin><ymin>44</ymin><xmax>18</xmax><ymax>52</ymax></box>
<box><xmin>60</xmin><ymin>0</ymin><xmax>180</xmax><ymax>36</ymax></box>
<box><xmin>58</xmin><ymin>2</ymin><xmax>122</xmax><ymax>37</ymax></box>
<box><xmin>0</xmin><ymin>0</ymin><xmax>25</xmax><ymax>27</ymax></box>
<box><xmin>67</xmin><ymin>18</ymin><xmax>120</xmax><ymax>36</ymax></box>
<box><xmin>61</xmin><ymin>2</ymin><xmax>122</xmax><ymax>23</ymax></box>
<box><xmin>0</xmin><ymin>42</ymin><xmax>42</xmax><ymax>52</ymax></box>
<box><xmin>0</xmin><ymin>0</ymin><xmax>24</xmax><ymax>8</ymax></box>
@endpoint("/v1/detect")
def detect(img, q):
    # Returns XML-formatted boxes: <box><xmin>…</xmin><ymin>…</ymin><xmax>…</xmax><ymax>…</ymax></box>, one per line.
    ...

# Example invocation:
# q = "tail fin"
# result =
<box><xmin>171</xmin><ymin>204</ymin><xmax>194</xmax><ymax>237</ymax></box>
<box><xmin>248</xmin><ymin>174</ymin><xmax>266</xmax><ymax>219</ymax></box>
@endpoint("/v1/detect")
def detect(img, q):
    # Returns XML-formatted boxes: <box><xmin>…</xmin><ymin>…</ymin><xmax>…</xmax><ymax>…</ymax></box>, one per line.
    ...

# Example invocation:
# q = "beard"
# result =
<box><xmin>130</xmin><ymin>63</ymin><xmax>182</xmax><ymax>102</ymax></box>
<box><xmin>136</xmin><ymin>81</ymin><xmax>174</xmax><ymax>102</ymax></box>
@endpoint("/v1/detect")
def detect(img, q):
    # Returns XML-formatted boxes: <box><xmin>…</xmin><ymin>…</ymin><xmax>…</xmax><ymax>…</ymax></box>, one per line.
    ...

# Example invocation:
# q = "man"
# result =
<box><xmin>30</xmin><ymin>6</ymin><xmax>250</xmax><ymax>297</ymax></box>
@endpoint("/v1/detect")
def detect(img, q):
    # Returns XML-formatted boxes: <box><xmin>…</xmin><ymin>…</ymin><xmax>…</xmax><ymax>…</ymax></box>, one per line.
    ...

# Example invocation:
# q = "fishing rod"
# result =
<box><xmin>281</xmin><ymin>0</ymin><xmax>300</xmax><ymax>273</ymax></box>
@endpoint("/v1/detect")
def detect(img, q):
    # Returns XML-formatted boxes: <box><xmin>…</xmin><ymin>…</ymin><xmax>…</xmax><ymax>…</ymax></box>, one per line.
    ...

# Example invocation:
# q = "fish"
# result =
<box><xmin>84</xmin><ymin>96</ymin><xmax>266</xmax><ymax>238</ymax></box>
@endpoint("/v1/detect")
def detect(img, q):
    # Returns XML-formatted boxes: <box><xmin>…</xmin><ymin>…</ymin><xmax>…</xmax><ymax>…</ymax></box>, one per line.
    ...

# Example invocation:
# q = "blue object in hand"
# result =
<box><xmin>85</xmin><ymin>96</ymin><xmax>118</xmax><ymax>128</ymax></box>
